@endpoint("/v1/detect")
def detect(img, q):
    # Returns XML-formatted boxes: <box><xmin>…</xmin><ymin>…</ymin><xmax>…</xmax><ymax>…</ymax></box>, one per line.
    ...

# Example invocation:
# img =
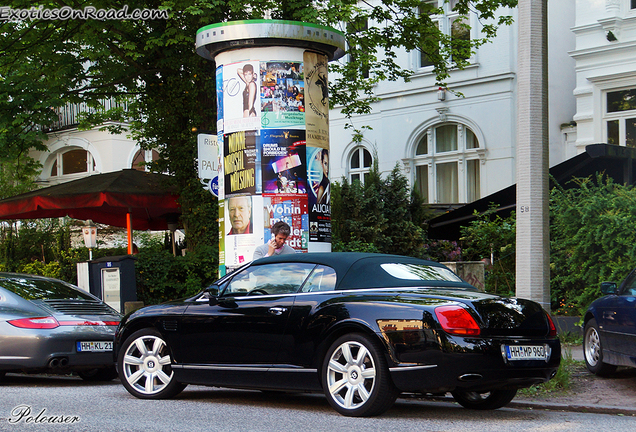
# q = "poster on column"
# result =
<box><xmin>223</xmin><ymin>130</ymin><xmax>260</xmax><ymax>196</ymax></box>
<box><xmin>260</xmin><ymin>61</ymin><xmax>305</xmax><ymax>129</ymax></box>
<box><xmin>261</xmin><ymin>129</ymin><xmax>306</xmax><ymax>195</ymax></box>
<box><xmin>304</xmin><ymin>52</ymin><xmax>330</xmax><ymax>149</ymax></box>
<box><xmin>224</xmin><ymin>195</ymin><xmax>265</xmax><ymax>267</ymax></box>
<box><xmin>263</xmin><ymin>195</ymin><xmax>308</xmax><ymax>252</ymax></box>
<box><xmin>216</xmin><ymin>65</ymin><xmax>224</xmax><ymax>133</ymax></box>
<box><xmin>307</xmin><ymin>146</ymin><xmax>331</xmax><ymax>243</ymax></box>
<box><xmin>223</xmin><ymin>61</ymin><xmax>261</xmax><ymax>134</ymax></box>
<box><xmin>218</xmin><ymin>200</ymin><xmax>226</xmax><ymax>276</ymax></box>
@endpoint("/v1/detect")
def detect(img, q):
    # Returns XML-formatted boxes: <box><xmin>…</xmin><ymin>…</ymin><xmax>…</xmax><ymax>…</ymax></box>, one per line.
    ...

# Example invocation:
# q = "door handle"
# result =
<box><xmin>268</xmin><ymin>307</ymin><xmax>287</xmax><ymax>316</ymax></box>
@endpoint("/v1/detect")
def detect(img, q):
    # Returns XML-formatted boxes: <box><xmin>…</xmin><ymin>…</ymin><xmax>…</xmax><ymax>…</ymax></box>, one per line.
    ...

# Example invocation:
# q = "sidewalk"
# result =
<box><xmin>510</xmin><ymin>344</ymin><xmax>636</xmax><ymax>416</ymax></box>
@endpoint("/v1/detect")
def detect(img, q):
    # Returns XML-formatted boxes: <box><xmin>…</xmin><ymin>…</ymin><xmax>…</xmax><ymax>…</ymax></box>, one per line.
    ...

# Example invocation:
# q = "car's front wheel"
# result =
<box><xmin>118</xmin><ymin>328</ymin><xmax>186</xmax><ymax>399</ymax></box>
<box><xmin>322</xmin><ymin>333</ymin><xmax>398</xmax><ymax>417</ymax></box>
<box><xmin>583</xmin><ymin>318</ymin><xmax>617</xmax><ymax>376</ymax></box>
<box><xmin>451</xmin><ymin>389</ymin><xmax>517</xmax><ymax>410</ymax></box>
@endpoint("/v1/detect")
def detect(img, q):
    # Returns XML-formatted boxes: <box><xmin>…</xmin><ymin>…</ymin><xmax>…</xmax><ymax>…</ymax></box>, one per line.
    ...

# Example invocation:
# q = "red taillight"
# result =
<box><xmin>545</xmin><ymin>312</ymin><xmax>557</xmax><ymax>337</ymax></box>
<box><xmin>435</xmin><ymin>305</ymin><xmax>481</xmax><ymax>336</ymax></box>
<box><xmin>8</xmin><ymin>316</ymin><xmax>60</xmax><ymax>329</ymax></box>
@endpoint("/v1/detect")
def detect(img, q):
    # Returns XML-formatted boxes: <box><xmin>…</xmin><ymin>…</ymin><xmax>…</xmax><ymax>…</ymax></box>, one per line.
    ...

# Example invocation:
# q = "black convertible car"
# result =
<box><xmin>114</xmin><ymin>253</ymin><xmax>560</xmax><ymax>416</ymax></box>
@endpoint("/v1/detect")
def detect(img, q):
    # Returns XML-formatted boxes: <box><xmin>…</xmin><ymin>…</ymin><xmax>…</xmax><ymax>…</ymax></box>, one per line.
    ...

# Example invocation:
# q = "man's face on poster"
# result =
<box><xmin>229</xmin><ymin>196</ymin><xmax>251</xmax><ymax>234</ymax></box>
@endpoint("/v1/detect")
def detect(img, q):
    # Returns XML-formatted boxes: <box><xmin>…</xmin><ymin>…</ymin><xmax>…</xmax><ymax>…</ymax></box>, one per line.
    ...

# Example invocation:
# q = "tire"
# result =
<box><xmin>78</xmin><ymin>366</ymin><xmax>118</xmax><ymax>382</ymax></box>
<box><xmin>118</xmin><ymin>328</ymin><xmax>186</xmax><ymax>399</ymax></box>
<box><xmin>322</xmin><ymin>333</ymin><xmax>398</xmax><ymax>417</ymax></box>
<box><xmin>583</xmin><ymin>318</ymin><xmax>617</xmax><ymax>376</ymax></box>
<box><xmin>451</xmin><ymin>389</ymin><xmax>517</xmax><ymax>410</ymax></box>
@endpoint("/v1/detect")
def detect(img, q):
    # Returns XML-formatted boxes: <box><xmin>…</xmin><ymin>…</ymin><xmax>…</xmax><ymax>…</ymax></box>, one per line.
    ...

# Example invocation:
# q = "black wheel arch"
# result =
<box><xmin>313</xmin><ymin>320</ymin><xmax>395</xmax><ymax>385</ymax></box>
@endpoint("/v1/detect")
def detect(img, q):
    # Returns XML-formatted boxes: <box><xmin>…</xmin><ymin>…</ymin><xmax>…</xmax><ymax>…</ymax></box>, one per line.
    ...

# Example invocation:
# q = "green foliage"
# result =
<box><xmin>134</xmin><ymin>242</ymin><xmax>218</xmax><ymax>305</ymax></box>
<box><xmin>550</xmin><ymin>174</ymin><xmax>636</xmax><ymax>314</ymax></box>
<box><xmin>460</xmin><ymin>205</ymin><xmax>516</xmax><ymax>296</ymax></box>
<box><xmin>331</xmin><ymin>161</ymin><xmax>429</xmax><ymax>257</ymax></box>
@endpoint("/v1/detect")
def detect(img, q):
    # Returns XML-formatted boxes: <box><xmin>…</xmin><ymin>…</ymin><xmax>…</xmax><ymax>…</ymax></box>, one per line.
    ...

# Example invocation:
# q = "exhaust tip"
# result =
<box><xmin>59</xmin><ymin>357</ymin><xmax>69</xmax><ymax>367</ymax></box>
<box><xmin>48</xmin><ymin>358</ymin><xmax>60</xmax><ymax>368</ymax></box>
<box><xmin>458</xmin><ymin>373</ymin><xmax>483</xmax><ymax>382</ymax></box>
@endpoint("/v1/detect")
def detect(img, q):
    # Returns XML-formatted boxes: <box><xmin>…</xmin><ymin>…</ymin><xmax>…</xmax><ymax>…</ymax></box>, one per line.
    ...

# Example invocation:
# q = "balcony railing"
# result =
<box><xmin>43</xmin><ymin>98</ymin><xmax>130</xmax><ymax>132</ymax></box>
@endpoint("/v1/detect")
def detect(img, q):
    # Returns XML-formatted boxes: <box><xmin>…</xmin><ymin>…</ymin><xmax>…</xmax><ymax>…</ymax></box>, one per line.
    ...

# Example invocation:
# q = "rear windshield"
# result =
<box><xmin>380</xmin><ymin>263</ymin><xmax>462</xmax><ymax>282</ymax></box>
<box><xmin>0</xmin><ymin>277</ymin><xmax>95</xmax><ymax>301</ymax></box>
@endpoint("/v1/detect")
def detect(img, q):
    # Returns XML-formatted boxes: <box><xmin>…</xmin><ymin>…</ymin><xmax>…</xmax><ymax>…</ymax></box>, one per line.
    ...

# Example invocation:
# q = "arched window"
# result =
<box><xmin>413</xmin><ymin>123</ymin><xmax>481</xmax><ymax>204</ymax></box>
<box><xmin>348</xmin><ymin>147</ymin><xmax>373</xmax><ymax>183</ymax></box>
<box><xmin>49</xmin><ymin>148</ymin><xmax>96</xmax><ymax>178</ymax></box>
<box><xmin>132</xmin><ymin>149</ymin><xmax>160</xmax><ymax>171</ymax></box>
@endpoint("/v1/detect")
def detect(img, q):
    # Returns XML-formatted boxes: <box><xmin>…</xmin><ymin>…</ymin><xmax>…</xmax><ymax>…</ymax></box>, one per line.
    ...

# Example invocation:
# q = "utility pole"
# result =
<box><xmin>516</xmin><ymin>0</ymin><xmax>550</xmax><ymax>311</ymax></box>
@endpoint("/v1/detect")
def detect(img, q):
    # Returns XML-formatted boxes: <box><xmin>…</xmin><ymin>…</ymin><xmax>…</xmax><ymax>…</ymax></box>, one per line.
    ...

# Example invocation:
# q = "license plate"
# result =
<box><xmin>504</xmin><ymin>344</ymin><xmax>550</xmax><ymax>361</ymax></box>
<box><xmin>77</xmin><ymin>341</ymin><xmax>113</xmax><ymax>352</ymax></box>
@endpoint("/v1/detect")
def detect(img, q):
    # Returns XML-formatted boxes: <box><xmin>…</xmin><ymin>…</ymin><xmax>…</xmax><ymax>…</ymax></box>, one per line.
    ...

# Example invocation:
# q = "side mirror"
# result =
<box><xmin>600</xmin><ymin>282</ymin><xmax>618</xmax><ymax>295</ymax></box>
<box><xmin>206</xmin><ymin>286</ymin><xmax>220</xmax><ymax>306</ymax></box>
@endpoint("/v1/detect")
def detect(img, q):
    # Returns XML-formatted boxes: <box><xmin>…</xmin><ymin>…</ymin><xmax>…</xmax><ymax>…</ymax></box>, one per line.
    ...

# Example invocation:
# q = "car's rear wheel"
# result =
<box><xmin>78</xmin><ymin>366</ymin><xmax>118</xmax><ymax>382</ymax></box>
<box><xmin>584</xmin><ymin>318</ymin><xmax>617</xmax><ymax>376</ymax></box>
<box><xmin>118</xmin><ymin>328</ymin><xmax>186</xmax><ymax>399</ymax></box>
<box><xmin>451</xmin><ymin>389</ymin><xmax>517</xmax><ymax>410</ymax></box>
<box><xmin>322</xmin><ymin>333</ymin><xmax>398</xmax><ymax>417</ymax></box>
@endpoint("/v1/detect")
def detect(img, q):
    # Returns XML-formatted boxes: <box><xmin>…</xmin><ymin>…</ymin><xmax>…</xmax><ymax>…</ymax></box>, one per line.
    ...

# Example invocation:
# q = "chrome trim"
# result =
<box><xmin>172</xmin><ymin>364</ymin><xmax>317</xmax><ymax>373</ymax></box>
<box><xmin>224</xmin><ymin>286</ymin><xmax>473</xmax><ymax>301</ymax></box>
<box><xmin>389</xmin><ymin>364</ymin><xmax>437</xmax><ymax>372</ymax></box>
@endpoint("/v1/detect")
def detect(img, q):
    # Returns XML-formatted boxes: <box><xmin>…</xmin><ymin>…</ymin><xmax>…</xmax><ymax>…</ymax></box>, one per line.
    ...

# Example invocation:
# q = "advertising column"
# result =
<box><xmin>196</xmin><ymin>20</ymin><xmax>345</xmax><ymax>275</ymax></box>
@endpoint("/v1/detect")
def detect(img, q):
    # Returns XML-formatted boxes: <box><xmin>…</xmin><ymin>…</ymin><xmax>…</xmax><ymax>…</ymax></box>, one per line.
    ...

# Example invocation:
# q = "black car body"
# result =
<box><xmin>583</xmin><ymin>269</ymin><xmax>636</xmax><ymax>375</ymax></box>
<box><xmin>0</xmin><ymin>273</ymin><xmax>121</xmax><ymax>381</ymax></box>
<box><xmin>114</xmin><ymin>253</ymin><xmax>560</xmax><ymax>416</ymax></box>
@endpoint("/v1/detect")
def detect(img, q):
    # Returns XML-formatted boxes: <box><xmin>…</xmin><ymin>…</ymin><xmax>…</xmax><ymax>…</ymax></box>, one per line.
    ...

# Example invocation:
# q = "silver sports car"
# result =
<box><xmin>0</xmin><ymin>273</ymin><xmax>121</xmax><ymax>381</ymax></box>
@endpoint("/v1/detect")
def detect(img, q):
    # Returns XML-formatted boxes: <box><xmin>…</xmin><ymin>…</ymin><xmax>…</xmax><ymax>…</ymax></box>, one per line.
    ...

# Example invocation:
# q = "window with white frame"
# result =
<box><xmin>132</xmin><ymin>149</ymin><xmax>160</xmax><ymax>171</ymax></box>
<box><xmin>632</xmin><ymin>0</ymin><xmax>636</xmax><ymax>10</ymax></box>
<box><xmin>413</xmin><ymin>123</ymin><xmax>481</xmax><ymax>204</ymax></box>
<box><xmin>418</xmin><ymin>0</ymin><xmax>472</xmax><ymax>69</ymax></box>
<box><xmin>347</xmin><ymin>15</ymin><xmax>370</xmax><ymax>79</ymax></box>
<box><xmin>605</xmin><ymin>88</ymin><xmax>636</xmax><ymax>147</ymax></box>
<box><xmin>348</xmin><ymin>146</ymin><xmax>373</xmax><ymax>183</ymax></box>
<box><xmin>49</xmin><ymin>148</ymin><xmax>96</xmax><ymax>178</ymax></box>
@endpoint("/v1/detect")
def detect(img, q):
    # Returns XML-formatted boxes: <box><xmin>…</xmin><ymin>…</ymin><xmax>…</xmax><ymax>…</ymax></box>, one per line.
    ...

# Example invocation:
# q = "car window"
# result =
<box><xmin>301</xmin><ymin>265</ymin><xmax>337</xmax><ymax>293</ymax></box>
<box><xmin>621</xmin><ymin>272</ymin><xmax>636</xmax><ymax>296</ymax></box>
<box><xmin>380</xmin><ymin>263</ymin><xmax>462</xmax><ymax>282</ymax></box>
<box><xmin>0</xmin><ymin>277</ymin><xmax>95</xmax><ymax>301</ymax></box>
<box><xmin>223</xmin><ymin>263</ymin><xmax>316</xmax><ymax>296</ymax></box>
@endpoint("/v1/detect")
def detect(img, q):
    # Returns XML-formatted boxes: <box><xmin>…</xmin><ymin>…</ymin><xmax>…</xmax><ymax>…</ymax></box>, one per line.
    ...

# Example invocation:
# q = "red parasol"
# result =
<box><xmin>0</xmin><ymin>169</ymin><xmax>181</xmax><ymax>253</ymax></box>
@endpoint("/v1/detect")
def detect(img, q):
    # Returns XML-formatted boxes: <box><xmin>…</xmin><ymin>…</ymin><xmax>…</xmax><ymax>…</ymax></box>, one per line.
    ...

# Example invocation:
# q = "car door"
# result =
<box><xmin>175</xmin><ymin>262</ymin><xmax>316</xmax><ymax>371</ymax></box>
<box><xmin>605</xmin><ymin>273</ymin><xmax>636</xmax><ymax>357</ymax></box>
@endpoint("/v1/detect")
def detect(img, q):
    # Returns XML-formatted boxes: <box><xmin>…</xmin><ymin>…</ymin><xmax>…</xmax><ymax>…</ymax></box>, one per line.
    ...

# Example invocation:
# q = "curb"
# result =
<box><xmin>417</xmin><ymin>395</ymin><xmax>636</xmax><ymax>416</ymax></box>
<box><xmin>509</xmin><ymin>400</ymin><xmax>636</xmax><ymax>416</ymax></box>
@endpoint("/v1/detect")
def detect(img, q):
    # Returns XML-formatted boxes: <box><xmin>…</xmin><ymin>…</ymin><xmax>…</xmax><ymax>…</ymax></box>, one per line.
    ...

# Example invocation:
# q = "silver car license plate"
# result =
<box><xmin>504</xmin><ymin>344</ymin><xmax>550</xmax><ymax>361</ymax></box>
<box><xmin>77</xmin><ymin>341</ymin><xmax>113</xmax><ymax>352</ymax></box>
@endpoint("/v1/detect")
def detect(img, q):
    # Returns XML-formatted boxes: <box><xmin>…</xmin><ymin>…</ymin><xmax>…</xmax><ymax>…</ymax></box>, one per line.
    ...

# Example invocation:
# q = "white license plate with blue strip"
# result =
<box><xmin>504</xmin><ymin>344</ymin><xmax>549</xmax><ymax>361</ymax></box>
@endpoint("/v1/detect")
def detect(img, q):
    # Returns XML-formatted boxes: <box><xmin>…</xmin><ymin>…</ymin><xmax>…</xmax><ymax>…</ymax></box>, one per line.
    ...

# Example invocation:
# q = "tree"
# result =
<box><xmin>0</xmin><ymin>0</ymin><xmax>518</xmax><ymax>271</ymax></box>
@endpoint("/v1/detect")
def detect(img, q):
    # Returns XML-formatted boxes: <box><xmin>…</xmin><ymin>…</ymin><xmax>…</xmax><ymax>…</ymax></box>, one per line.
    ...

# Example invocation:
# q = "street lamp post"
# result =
<box><xmin>82</xmin><ymin>220</ymin><xmax>97</xmax><ymax>260</ymax></box>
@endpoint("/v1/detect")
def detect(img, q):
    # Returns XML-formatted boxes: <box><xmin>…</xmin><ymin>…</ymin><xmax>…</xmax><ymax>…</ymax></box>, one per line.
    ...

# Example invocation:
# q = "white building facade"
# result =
<box><xmin>571</xmin><ymin>0</ymin><xmax>636</xmax><ymax>152</ymax></box>
<box><xmin>329</xmin><ymin>0</ymin><xmax>578</xmax><ymax>206</ymax></box>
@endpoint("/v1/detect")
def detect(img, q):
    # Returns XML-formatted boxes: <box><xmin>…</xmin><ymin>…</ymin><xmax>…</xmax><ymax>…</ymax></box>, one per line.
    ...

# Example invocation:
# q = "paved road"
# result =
<box><xmin>0</xmin><ymin>373</ymin><xmax>634</xmax><ymax>432</ymax></box>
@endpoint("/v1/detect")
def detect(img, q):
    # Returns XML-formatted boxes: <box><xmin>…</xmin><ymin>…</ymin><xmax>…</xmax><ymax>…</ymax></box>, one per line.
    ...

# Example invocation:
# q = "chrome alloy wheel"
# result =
<box><xmin>122</xmin><ymin>334</ymin><xmax>174</xmax><ymax>395</ymax></box>
<box><xmin>326</xmin><ymin>340</ymin><xmax>377</xmax><ymax>410</ymax></box>
<box><xmin>584</xmin><ymin>325</ymin><xmax>601</xmax><ymax>367</ymax></box>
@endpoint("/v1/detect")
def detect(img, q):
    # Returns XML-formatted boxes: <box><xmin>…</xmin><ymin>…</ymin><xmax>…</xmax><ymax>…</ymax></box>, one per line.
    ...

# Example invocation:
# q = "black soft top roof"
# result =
<box><xmin>251</xmin><ymin>252</ymin><xmax>476</xmax><ymax>290</ymax></box>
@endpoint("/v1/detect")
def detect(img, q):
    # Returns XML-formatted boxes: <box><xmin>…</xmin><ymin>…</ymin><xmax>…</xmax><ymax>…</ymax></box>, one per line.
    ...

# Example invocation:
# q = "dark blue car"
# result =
<box><xmin>583</xmin><ymin>271</ymin><xmax>636</xmax><ymax>375</ymax></box>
